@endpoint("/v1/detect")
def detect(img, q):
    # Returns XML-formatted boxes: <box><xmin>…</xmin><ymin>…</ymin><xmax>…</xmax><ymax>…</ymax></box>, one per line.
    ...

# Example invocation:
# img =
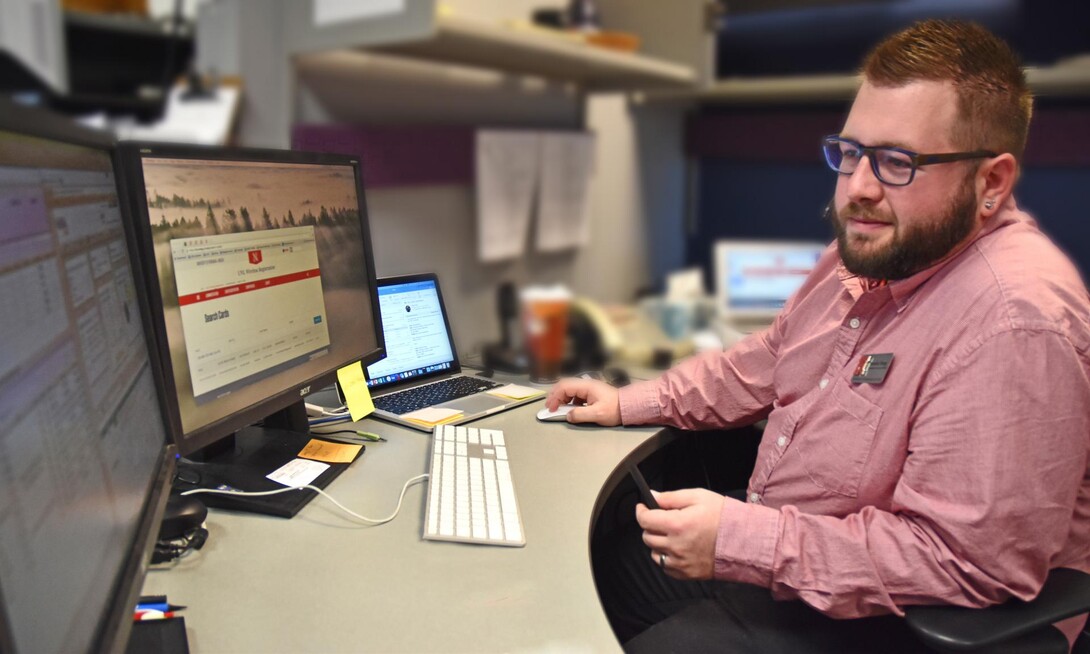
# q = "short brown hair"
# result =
<box><xmin>862</xmin><ymin>19</ymin><xmax>1033</xmax><ymax>159</ymax></box>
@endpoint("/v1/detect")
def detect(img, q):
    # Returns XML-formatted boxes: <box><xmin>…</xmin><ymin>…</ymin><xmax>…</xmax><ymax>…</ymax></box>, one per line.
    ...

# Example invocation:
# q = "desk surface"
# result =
<box><xmin>143</xmin><ymin>391</ymin><xmax>667</xmax><ymax>652</ymax></box>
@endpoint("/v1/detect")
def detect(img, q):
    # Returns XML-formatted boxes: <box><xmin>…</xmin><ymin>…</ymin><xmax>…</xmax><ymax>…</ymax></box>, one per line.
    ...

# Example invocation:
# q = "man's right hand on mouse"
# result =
<box><xmin>545</xmin><ymin>378</ymin><xmax>622</xmax><ymax>426</ymax></box>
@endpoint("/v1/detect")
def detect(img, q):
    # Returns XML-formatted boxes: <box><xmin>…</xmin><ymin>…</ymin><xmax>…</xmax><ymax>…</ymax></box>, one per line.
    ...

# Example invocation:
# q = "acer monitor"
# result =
<box><xmin>116</xmin><ymin>142</ymin><xmax>384</xmax><ymax>517</ymax></box>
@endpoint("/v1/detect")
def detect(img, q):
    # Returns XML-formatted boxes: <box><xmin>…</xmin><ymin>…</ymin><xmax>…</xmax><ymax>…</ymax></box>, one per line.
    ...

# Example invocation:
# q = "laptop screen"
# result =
<box><xmin>366</xmin><ymin>278</ymin><xmax>457</xmax><ymax>389</ymax></box>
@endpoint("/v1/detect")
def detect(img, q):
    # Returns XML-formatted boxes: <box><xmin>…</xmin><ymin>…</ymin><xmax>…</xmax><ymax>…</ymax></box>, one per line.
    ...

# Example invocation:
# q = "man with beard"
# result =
<box><xmin>546</xmin><ymin>19</ymin><xmax>1090</xmax><ymax>652</ymax></box>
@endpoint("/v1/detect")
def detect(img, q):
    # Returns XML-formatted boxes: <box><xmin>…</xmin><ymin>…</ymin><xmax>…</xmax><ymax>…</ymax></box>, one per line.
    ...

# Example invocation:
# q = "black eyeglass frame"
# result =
<box><xmin>822</xmin><ymin>135</ymin><xmax>998</xmax><ymax>186</ymax></box>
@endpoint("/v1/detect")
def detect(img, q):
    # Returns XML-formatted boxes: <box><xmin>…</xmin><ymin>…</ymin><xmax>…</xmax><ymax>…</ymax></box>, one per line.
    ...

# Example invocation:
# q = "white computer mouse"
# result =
<box><xmin>536</xmin><ymin>404</ymin><xmax>575</xmax><ymax>422</ymax></box>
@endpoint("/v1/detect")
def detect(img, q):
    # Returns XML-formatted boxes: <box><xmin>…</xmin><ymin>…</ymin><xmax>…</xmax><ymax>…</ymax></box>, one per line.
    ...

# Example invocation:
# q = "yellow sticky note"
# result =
<box><xmin>298</xmin><ymin>439</ymin><xmax>363</xmax><ymax>464</ymax></box>
<box><xmin>486</xmin><ymin>383</ymin><xmax>545</xmax><ymax>400</ymax></box>
<box><xmin>403</xmin><ymin>406</ymin><xmax>463</xmax><ymax>427</ymax></box>
<box><xmin>336</xmin><ymin>361</ymin><xmax>375</xmax><ymax>422</ymax></box>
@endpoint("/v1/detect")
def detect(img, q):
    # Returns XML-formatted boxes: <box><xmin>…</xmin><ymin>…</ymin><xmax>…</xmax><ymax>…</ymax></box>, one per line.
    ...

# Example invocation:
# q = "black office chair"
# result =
<box><xmin>904</xmin><ymin>568</ymin><xmax>1090</xmax><ymax>653</ymax></box>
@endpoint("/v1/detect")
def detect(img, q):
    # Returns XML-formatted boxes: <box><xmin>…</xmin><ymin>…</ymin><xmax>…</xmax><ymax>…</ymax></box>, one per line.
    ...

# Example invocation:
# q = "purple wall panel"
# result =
<box><xmin>685</xmin><ymin>111</ymin><xmax>846</xmax><ymax>163</ymax></box>
<box><xmin>1024</xmin><ymin>109</ymin><xmax>1090</xmax><ymax>166</ymax></box>
<box><xmin>292</xmin><ymin>124</ymin><xmax>475</xmax><ymax>188</ymax></box>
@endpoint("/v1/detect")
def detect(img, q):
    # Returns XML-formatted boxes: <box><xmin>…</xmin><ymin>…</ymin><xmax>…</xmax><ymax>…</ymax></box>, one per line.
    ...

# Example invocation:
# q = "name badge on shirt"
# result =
<box><xmin>851</xmin><ymin>353</ymin><xmax>894</xmax><ymax>385</ymax></box>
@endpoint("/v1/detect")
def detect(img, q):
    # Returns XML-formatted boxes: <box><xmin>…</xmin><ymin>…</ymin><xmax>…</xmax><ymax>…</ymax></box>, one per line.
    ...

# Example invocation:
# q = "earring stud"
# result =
<box><xmin>984</xmin><ymin>199</ymin><xmax>995</xmax><ymax>210</ymax></box>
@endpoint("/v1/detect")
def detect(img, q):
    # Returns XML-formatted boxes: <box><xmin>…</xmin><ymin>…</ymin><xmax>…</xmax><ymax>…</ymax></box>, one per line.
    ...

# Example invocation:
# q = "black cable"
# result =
<box><xmin>152</xmin><ymin>525</ymin><xmax>207</xmax><ymax>563</ymax></box>
<box><xmin>158</xmin><ymin>0</ymin><xmax>185</xmax><ymax>104</ymax></box>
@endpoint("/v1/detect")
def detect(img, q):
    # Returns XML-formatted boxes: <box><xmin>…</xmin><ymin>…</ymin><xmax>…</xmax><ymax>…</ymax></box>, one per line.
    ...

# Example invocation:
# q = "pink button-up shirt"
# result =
<box><xmin>620</xmin><ymin>201</ymin><xmax>1090</xmax><ymax>643</ymax></box>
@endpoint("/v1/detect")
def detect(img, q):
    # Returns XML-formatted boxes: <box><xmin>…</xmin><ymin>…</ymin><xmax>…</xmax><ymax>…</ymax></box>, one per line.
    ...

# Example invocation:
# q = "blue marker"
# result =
<box><xmin>135</xmin><ymin>602</ymin><xmax>186</xmax><ymax>612</ymax></box>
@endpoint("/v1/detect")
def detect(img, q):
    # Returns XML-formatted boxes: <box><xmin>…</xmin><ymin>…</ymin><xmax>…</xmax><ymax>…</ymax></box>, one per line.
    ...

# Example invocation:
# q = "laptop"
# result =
<box><xmin>359</xmin><ymin>273</ymin><xmax>544</xmax><ymax>432</ymax></box>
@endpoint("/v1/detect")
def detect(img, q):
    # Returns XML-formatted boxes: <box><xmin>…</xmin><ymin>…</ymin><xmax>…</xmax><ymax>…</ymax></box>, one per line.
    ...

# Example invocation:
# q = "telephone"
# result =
<box><xmin>568</xmin><ymin>298</ymin><xmax>692</xmax><ymax>370</ymax></box>
<box><xmin>565</xmin><ymin>297</ymin><xmax>623</xmax><ymax>372</ymax></box>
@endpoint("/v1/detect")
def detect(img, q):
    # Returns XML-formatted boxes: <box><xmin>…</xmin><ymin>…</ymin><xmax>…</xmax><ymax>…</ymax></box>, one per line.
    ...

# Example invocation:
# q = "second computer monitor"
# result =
<box><xmin>118</xmin><ymin>144</ymin><xmax>384</xmax><ymax>458</ymax></box>
<box><xmin>714</xmin><ymin>240</ymin><xmax>826</xmax><ymax>330</ymax></box>
<box><xmin>0</xmin><ymin>101</ymin><xmax>174</xmax><ymax>654</ymax></box>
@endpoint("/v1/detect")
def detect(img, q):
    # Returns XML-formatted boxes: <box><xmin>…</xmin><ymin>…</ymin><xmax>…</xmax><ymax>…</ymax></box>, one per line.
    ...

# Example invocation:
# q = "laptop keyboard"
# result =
<box><xmin>374</xmin><ymin>376</ymin><xmax>503</xmax><ymax>415</ymax></box>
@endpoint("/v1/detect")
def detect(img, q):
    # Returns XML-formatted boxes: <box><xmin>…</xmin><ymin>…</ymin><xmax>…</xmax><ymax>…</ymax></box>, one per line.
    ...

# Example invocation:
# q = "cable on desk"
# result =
<box><xmin>308</xmin><ymin>415</ymin><xmax>351</xmax><ymax>426</ymax></box>
<box><xmin>312</xmin><ymin>429</ymin><xmax>386</xmax><ymax>442</ymax></box>
<box><xmin>179</xmin><ymin>474</ymin><xmax>430</xmax><ymax>525</ymax></box>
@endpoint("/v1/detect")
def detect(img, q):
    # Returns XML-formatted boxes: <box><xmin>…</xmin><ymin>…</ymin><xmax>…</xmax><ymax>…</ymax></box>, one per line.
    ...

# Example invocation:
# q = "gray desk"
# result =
<box><xmin>143</xmin><ymin>396</ymin><xmax>670</xmax><ymax>652</ymax></box>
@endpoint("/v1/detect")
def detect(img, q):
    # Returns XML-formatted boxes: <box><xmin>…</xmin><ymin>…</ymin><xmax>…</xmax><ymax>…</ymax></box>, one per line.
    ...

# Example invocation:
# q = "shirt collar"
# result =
<box><xmin>837</xmin><ymin>197</ymin><xmax>1028</xmax><ymax>310</ymax></box>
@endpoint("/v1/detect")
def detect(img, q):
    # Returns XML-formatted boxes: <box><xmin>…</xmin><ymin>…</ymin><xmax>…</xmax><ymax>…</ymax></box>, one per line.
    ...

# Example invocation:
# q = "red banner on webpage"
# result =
<box><xmin>176</xmin><ymin>268</ymin><xmax>321</xmax><ymax>306</ymax></box>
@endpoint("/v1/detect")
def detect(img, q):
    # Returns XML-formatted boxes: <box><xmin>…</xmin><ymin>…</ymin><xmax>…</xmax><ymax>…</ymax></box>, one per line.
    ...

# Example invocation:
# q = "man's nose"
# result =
<box><xmin>844</xmin><ymin>155</ymin><xmax>885</xmax><ymax>204</ymax></box>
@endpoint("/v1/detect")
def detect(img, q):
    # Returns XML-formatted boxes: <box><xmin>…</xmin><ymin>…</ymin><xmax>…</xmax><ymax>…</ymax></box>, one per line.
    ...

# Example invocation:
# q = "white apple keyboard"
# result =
<box><xmin>424</xmin><ymin>424</ymin><xmax>525</xmax><ymax>547</ymax></box>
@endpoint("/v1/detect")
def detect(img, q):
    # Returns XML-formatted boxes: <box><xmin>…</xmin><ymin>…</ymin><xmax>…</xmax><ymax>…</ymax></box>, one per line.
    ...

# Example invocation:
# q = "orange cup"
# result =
<box><xmin>521</xmin><ymin>286</ymin><xmax>572</xmax><ymax>383</ymax></box>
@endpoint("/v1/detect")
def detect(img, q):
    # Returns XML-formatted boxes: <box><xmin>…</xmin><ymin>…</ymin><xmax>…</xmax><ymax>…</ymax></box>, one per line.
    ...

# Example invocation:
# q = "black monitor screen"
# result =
<box><xmin>0</xmin><ymin>108</ymin><xmax>171</xmax><ymax>653</ymax></box>
<box><xmin>120</xmin><ymin>145</ymin><xmax>383</xmax><ymax>456</ymax></box>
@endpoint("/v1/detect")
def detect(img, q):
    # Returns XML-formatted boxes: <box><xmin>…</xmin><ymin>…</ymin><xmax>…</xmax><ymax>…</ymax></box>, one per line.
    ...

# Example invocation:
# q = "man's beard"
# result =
<box><xmin>829</xmin><ymin>183</ymin><xmax>977</xmax><ymax>280</ymax></box>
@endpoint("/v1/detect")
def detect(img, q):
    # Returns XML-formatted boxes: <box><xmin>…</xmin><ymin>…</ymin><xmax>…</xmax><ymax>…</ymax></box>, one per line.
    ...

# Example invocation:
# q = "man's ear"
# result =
<box><xmin>977</xmin><ymin>153</ymin><xmax>1018</xmax><ymax>217</ymax></box>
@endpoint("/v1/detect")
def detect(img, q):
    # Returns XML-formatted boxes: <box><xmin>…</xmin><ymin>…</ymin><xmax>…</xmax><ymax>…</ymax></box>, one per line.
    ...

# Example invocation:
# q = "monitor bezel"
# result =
<box><xmin>0</xmin><ymin>98</ymin><xmax>177</xmax><ymax>654</ymax></box>
<box><xmin>115</xmin><ymin>141</ymin><xmax>386</xmax><ymax>457</ymax></box>
<box><xmin>713</xmin><ymin>239</ymin><xmax>828</xmax><ymax>322</ymax></box>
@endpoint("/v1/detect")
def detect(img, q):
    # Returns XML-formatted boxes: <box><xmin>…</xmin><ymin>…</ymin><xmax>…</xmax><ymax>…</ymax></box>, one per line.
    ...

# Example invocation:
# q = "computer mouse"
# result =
<box><xmin>536</xmin><ymin>404</ymin><xmax>575</xmax><ymax>422</ymax></box>
<box><xmin>159</xmin><ymin>495</ymin><xmax>208</xmax><ymax>540</ymax></box>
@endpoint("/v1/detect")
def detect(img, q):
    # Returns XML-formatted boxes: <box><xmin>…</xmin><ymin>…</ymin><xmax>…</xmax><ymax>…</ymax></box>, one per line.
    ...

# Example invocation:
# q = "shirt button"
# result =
<box><xmin>849</xmin><ymin>317</ymin><xmax>861</xmax><ymax>329</ymax></box>
<box><xmin>749</xmin><ymin>492</ymin><xmax>761</xmax><ymax>503</ymax></box>
<box><xmin>819</xmin><ymin>378</ymin><xmax>829</xmax><ymax>389</ymax></box>
<box><xmin>777</xmin><ymin>436</ymin><xmax>787</xmax><ymax>448</ymax></box>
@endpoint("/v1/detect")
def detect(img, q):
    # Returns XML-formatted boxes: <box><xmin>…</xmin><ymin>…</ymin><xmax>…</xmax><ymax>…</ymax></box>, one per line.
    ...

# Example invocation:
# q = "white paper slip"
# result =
<box><xmin>403</xmin><ymin>406</ymin><xmax>463</xmax><ymax>426</ymax></box>
<box><xmin>536</xmin><ymin>131</ymin><xmax>595</xmax><ymax>253</ymax></box>
<box><xmin>267</xmin><ymin>458</ymin><xmax>330</xmax><ymax>488</ymax></box>
<box><xmin>476</xmin><ymin>130</ymin><xmax>540</xmax><ymax>262</ymax></box>
<box><xmin>487</xmin><ymin>384</ymin><xmax>544</xmax><ymax>400</ymax></box>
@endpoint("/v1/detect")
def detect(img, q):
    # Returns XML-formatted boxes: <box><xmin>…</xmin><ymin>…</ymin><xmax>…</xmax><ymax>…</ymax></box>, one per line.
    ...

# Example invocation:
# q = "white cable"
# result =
<box><xmin>304</xmin><ymin>402</ymin><xmax>351</xmax><ymax>417</ymax></box>
<box><xmin>180</xmin><ymin>474</ymin><xmax>430</xmax><ymax>525</ymax></box>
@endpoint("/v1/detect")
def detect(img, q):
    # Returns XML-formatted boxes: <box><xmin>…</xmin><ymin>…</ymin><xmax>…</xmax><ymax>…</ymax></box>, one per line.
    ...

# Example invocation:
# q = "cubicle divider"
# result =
<box><xmin>685</xmin><ymin>104</ymin><xmax>1090</xmax><ymax>279</ymax></box>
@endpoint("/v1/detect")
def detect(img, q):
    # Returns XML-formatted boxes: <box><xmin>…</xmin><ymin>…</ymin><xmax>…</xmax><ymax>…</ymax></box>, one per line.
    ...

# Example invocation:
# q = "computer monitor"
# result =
<box><xmin>116</xmin><ymin>142</ymin><xmax>384</xmax><ymax>517</ymax></box>
<box><xmin>714</xmin><ymin>240</ymin><xmax>826</xmax><ymax>330</ymax></box>
<box><xmin>0</xmin><ymin>101</ymin><xmax>174</xmax><ymax>653</ymax></box>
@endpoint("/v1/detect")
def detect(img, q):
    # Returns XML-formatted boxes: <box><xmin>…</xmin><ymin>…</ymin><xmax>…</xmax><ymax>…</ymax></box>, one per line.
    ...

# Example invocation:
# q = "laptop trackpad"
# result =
<box><xmin>437</xmin><ymin>394</ymin><xmax>506</xmax><ymax>414</ymax></box>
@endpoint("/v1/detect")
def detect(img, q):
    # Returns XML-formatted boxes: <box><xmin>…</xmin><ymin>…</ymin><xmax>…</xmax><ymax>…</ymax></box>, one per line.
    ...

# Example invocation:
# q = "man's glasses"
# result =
<box><xmin>822</xmin><ymin>136</ymin><xmax>996</xmax><ymax>186</ymax></box>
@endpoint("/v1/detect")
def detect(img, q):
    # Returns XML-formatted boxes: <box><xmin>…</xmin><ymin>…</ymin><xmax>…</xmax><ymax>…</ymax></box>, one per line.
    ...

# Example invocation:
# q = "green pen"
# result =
<box><xmin>354</xmin><ymin>431</ymin><xmax>387</xmax><ymax>442</ymax></box>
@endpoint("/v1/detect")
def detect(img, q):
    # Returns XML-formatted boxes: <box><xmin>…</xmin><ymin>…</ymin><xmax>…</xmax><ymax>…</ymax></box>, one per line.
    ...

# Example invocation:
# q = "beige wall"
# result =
<box><xmin>288</xmin><ymin>0</ymin><xmax>689</xmax><ymax>357</ymax></box>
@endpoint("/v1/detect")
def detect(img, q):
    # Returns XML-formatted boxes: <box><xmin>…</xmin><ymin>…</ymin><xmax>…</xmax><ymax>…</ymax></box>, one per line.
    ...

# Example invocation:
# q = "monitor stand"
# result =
<box><xmin>173</xmin><ymin>400</ymin><xmax>354</xmax><ymax>518</ymax></box>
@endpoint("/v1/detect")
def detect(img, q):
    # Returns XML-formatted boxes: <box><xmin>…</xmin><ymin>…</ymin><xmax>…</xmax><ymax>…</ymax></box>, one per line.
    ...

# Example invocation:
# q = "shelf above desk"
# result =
<box><xmin>366</xmin><ymin>14</ymin><xmax>696</xmax><ymax>91</ymax></box>
<box><xmin>277</xmin><ymin>0</ymin><xmax>696</xmax><ymax>92</ymax></box>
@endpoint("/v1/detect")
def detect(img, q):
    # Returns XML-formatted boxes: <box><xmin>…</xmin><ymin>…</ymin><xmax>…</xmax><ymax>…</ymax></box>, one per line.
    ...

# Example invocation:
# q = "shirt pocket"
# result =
<box><xmin>792</xmin><ymin>380</ymin><xmax>883</xmax><ymax>497</ymax></box>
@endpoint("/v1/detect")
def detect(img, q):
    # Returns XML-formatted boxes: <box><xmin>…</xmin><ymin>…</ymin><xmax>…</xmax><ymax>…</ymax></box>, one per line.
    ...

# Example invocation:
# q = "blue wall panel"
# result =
<box><xmin>692</xmin><ymin>161</ymin><xmax>1090</xmax><ymax>282</ymax></box>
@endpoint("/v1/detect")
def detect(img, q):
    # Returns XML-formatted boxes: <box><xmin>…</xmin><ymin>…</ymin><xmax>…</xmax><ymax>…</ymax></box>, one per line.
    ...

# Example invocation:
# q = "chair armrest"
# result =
<box><xmin>904</xmin><ymin>568</ymin><xmax>1090</xmax><ymax>651</ymax></box>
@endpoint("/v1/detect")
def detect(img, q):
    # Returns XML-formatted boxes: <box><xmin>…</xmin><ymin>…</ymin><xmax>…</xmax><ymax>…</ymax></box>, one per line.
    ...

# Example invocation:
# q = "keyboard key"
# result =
<box><xmin>484</xmin><ymin>429</ymin><xmax>504</xmax><ymax>446</ymax></box>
